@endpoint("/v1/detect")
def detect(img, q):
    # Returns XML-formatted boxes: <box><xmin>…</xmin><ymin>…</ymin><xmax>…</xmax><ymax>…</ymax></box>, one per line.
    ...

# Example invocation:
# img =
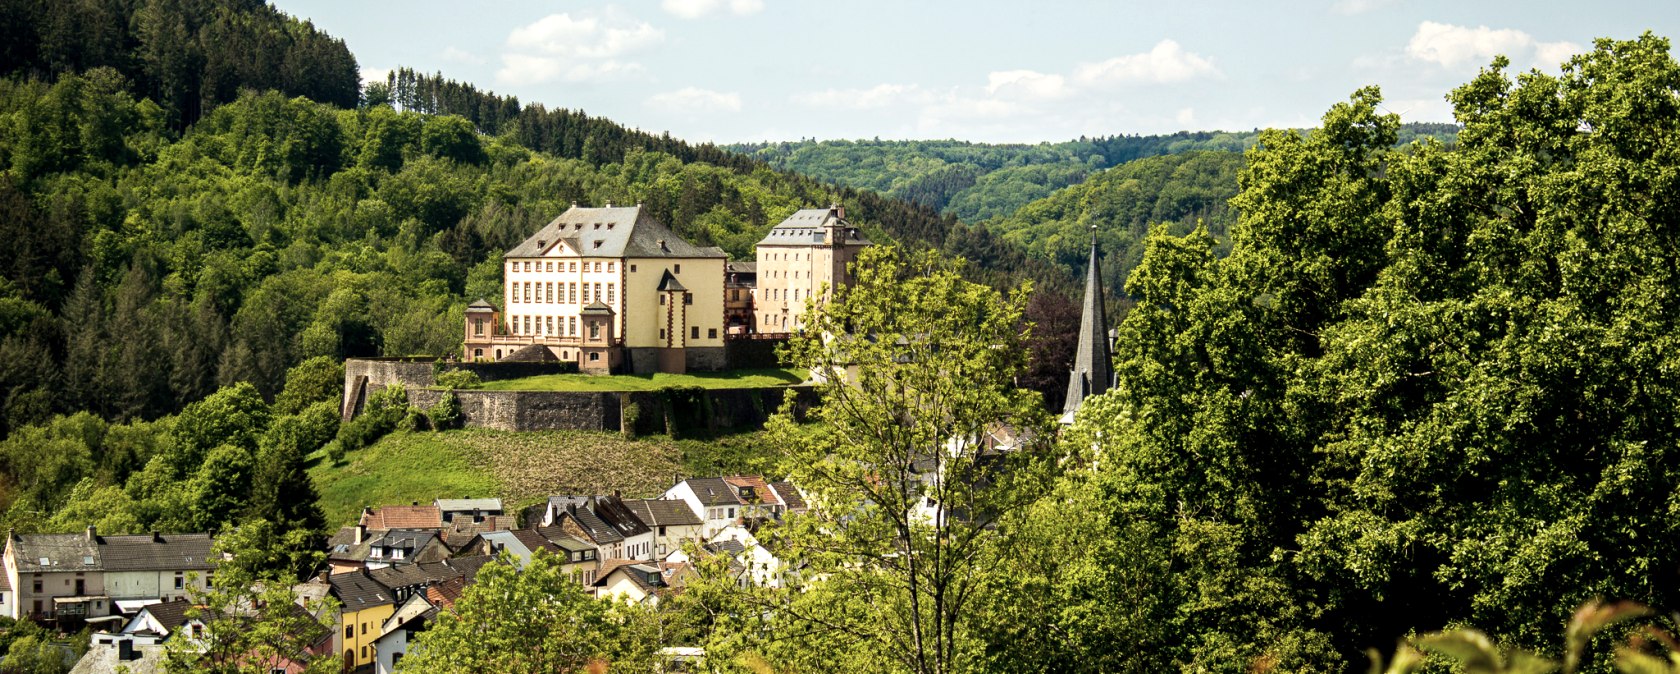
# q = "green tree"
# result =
<box><xmin>399</xmin><ymin>551</ymin><xmax>611</xmax><ymax>674</ymax></box>
<box><xmin>166</xmin><ymin>528</ymin><xmax>339</xmax><ymax>674</ymax></box>
<box><xmin>762</xmin><ymin>245</ymin><xmax>1053</xmax><ymax>674</ymax></box>
<box><xmin>273</xmin><ymin>356</ymin><xmax>344</xmax><ymax>416</ymax></box>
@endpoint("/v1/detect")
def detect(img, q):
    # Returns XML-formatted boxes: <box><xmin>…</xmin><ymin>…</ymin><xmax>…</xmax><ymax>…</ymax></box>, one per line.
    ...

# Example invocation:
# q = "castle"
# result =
<box><xmin>463</xmin><ymin>204</ymin><xmax>869</xmax><ymax>374</ymax></box>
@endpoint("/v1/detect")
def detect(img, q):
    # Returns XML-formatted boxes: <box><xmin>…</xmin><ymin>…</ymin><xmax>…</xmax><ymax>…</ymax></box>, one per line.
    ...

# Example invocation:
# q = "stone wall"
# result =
<box><xmin>408</xmin><ymin>389</ymin><xmax>622</xmax><ymax>432</ymax></box>
<box><xmin>402</xmin><ymin>385</ymin><xmax>816</xmax><ymax>434</ymax></box>
<box><xmin>723</xmin><ymin>338</ymin><xmax>786</xmax><ymax>369</ymax></box>
<box><xmin>341</xmin><ymin>358</ymin><xmax>436</xmax><ymax>418</ymax></box>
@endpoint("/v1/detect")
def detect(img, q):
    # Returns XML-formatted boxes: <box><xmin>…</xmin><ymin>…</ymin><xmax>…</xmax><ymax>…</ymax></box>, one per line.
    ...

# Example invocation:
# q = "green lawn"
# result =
<box><xmin>475</xmin><ymin>367</ymin><xmax>808</xmax><ymax>392</ymax></box>
<box><xmin>308</xmin><ymin>427</ymin><xmax>780</xmax><ymax>527</ymax></box>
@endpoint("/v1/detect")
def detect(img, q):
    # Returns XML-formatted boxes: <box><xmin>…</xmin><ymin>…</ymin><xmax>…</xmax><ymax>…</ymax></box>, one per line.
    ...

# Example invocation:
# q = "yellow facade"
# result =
<box><xmin>754</xmin><ymin>205</ymin><xmax>870</xmax><ymax>333</ymax></box>
<box><xmin>339</xmin><ymin>602</ymin><xmax>394</xmax><ymax>670</ymax></box>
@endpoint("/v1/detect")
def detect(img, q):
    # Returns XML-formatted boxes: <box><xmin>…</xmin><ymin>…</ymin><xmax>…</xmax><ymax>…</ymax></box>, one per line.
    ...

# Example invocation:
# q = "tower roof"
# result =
<box><xmin>1062</xmin><ymin>235</ymin><xmax>1113</xmax><ymax>422</ymax></box>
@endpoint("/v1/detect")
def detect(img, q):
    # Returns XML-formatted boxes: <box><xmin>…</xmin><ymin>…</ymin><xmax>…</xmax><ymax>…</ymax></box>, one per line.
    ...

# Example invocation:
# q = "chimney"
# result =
<box><xmin>317</xmin><ymin>569</ymin><xmax>330</xmax><ymax>583</ymax></box>
<box><xmin>7</xmin><ymin>528</ymin><xmax>15</xmax><ymax>543</ymax></box>
<box><xmin>605</xmin><ymin>202</ymin><xmax>613</xmax><ymax>208</ymax></box>
<box><xmin>85</xmin><ymin>525</ymin><xmax>96</xmax><ymax>543</ymax></box>
<box><xmin>151</xmin><ymin>531</ymin><xmax>162</xmax><ymax>543</ymax></box>
<box><xmin>832</xmin><ymin>204</ymin><xmax>845</xmax><ymax>221</ymax></box>
<box><xmin>354</xmin><ymin>524</ymin><xmax>367</xmax><ymax>545</ymax></box>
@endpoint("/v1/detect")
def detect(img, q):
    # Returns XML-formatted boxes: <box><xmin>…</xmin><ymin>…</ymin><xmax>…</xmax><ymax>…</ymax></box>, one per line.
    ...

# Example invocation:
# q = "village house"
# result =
<box><xmin>373</xmin><ymin>593</ymin><xmax>436</xmax><ymax>674</ymax></box>
<box><xmin>754</xmin><ymin>205</ymin><xmax>872</xmax><ymax>334</ymax></box>
<box><xmin>662</xmin><ymin>476</ymin><xmax>806</xmax><ymax>539</ymax></box>
<box><xmin>621</xmin><ymin>499</ymin><xmax>705</xmax><ymax>559</ymax></box>
<box><xmin>591</xmin><ymin>560</ymin><xmax>673</xmax><ymax>606</ymax></box>
<box><xmin>322</xmin><ymin>569</ymin><xmax>397</xmax><ymax>672</ymax></box>
<box><xmin>462</xmin><ymin>204</ymin><xmax>730</xmax><ymax>374</ymax></box>
<box><xmin>2</xmin><ymin>528</ymin><xmax>215</xmax><ymax>625</ymax></box>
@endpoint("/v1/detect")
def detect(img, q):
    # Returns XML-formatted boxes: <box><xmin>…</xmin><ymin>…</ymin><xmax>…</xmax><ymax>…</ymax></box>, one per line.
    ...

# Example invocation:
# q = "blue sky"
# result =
<box><xmin>268</xmin><ymin>0</ymin><xmax>1677</xmax><ymax>144</ymax></box>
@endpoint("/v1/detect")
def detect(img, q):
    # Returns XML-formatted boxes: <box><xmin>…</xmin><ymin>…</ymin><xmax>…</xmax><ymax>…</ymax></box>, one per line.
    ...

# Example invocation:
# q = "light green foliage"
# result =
<box><xmin>1</xmin><ymin>633</ymin><xmax>72</xmax><ymax>674</ymax></box>
<box><xmin>168</xmin><ymin>381</ymin><xmax>270</xmax><ymax>476</ymax></box>
<box><xmin>1049</xmin><ymin>33</ymin><xmax>1680</xmax><ymax>672</ymax></box>
<box><xmin>761</xmin><ymin>245</ymin><xmax>1054</xmax><ymax>674</ymax></box>
<box><xmin>433</xmin><ymin>368</ymin><xmax>483</xmax><ymax>390</ymax></box>
<box><xmin>165</xmin><ymin>526</ymin><xmax>339</xmax><ymax>674</ymax></box>
<box><xmin>399</xmin><ymin>551</ymin><xmax>611</xmax><ymax>674</ymax></box>
<box><xmin>425</xmin><ymin>391</ymin><xmax>461</xmax><ymax>429</ymax></box>
<box><xmin>274</xmin><ymin>356</ymin><xmax>346</xmax><ymax>415</ymax></box>
<box><xmin>336</xmin><ymin>384</ymin><xmax>407</xmax><ymax>453</ymax></box>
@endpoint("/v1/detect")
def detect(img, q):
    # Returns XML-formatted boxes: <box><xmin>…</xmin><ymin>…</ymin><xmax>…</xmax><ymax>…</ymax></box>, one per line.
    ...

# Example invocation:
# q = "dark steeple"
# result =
<box><xmin>1062</xmin><ymin>231</ymin><xmax>1112</xmax><ymax>423</ymax></box>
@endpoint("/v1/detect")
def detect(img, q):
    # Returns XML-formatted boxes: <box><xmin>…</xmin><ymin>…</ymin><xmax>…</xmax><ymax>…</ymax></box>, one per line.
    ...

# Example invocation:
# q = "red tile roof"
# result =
<box><xmin>360</xmin><ymin>505</ymin><xmax>443</xmax><ymax>530</ymax></box>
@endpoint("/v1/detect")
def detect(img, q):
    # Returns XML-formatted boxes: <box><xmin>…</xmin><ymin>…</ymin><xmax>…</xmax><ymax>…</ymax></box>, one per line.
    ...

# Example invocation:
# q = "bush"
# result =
<box><xmin>337</xmin><ymin>384</ymin><xmax>406</xmax><ymax>452</ymax></box>
<box><xmin>427</xmin><ymin>392</ymin><xmax>462</xmax><ymax>429</ymax></box>
<box><xmin>621</xmin><ymin>401</ymin><xmax>640</xmax><ymax>440</ymax></box>
<box><xmin>435</xmin><ymin>369</ymin><xmax>483</xmax><ymax>389</ymax></box>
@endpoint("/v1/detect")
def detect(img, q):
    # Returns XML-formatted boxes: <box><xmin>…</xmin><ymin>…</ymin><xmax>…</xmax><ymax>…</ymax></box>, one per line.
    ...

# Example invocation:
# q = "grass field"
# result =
<box><xmin>475</xmin><ymin>367</ymin><xmax>809</xmax><ymax>392</ymax></box>
<box><xmin>307</xmin><ymin>427</ymin><xmax>779</xmax><ymax>527</ymax></box>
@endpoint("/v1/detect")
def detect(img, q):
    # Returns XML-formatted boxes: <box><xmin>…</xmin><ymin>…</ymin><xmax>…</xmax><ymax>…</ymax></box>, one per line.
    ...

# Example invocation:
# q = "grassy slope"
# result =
<box><xmin>475</xmin><ymin>368</ymin><xmax>808</xmax><ymax>392</ymax></box>
<box><xmin>308</xmin><ymin>428</ymin><xmax>778</xmax><ymax>527</ymax></box>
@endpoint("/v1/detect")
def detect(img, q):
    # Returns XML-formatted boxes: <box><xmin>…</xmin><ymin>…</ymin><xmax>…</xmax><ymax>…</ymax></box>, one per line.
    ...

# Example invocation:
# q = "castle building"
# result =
<box><xmin>1061</xmin><ymin>235</ymin><xmax>1113</xmax><ymax>425</ymax></box>
<box><xmin>724</xmin><ymin>261</ymin><xmax>757</xmax><ymax>335</ymax></box>
<box><xmin>753</xmin><ymin>205</ymin><xmax>871</xmax><ymax>333</ymax></box>
<box><xmin>462</xmin><ymin>205</ymin><xmax>728</xmax><ymax>374</ymax></box>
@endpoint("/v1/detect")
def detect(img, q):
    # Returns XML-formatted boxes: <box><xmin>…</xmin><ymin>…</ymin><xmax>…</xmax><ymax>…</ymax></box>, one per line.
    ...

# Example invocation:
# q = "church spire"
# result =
<box><xmin>1062</xmin><ymin>229</ymin><xmax>1112</xmax><ymax>423</ymax></box>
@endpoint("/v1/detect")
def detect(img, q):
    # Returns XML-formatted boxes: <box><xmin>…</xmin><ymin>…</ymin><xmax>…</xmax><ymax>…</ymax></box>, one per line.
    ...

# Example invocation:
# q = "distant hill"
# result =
<box><xmin>728</xmin><ymin>123</ymin><xmax>1459</xmax><ymax>224</ymax></box>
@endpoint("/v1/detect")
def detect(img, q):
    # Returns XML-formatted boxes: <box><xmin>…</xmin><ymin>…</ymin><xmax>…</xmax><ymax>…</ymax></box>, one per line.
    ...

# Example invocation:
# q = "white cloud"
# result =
<box><xmin>793</xmin><ymin>84</ymin><xmax>927</xmax><ymax>109</ymax></box>
<box><xmin>1330</xmin><ymin>0</ymin><xmax>1399</xmax><ymax>15</ymax></box>
<box><xmin>441</xmin><ymin>46</ymin><xmax>486</xmax><ymax>65</ymax></box>
<box><xmin>360</xmin><ymin>68</ymin><xmax>390</xmax><ymax>86</ymax></box>
<box><xmin>1074</xmin><ymin>40</ymin><xmax>1221</xmax><ymax>86</ymax></box>
<box><xmin>661</xmin><ymin>0</ymin><xmax>763</xmax><ymax>19</ymax></box>
<box><xmin>497</xmin><ymin>9</ymin><xmax>663</xmax><ymax>85</ymax></box>
<box><xmin>1404</xmin><ymin>21</ymin><xmax>1581</xmax><ymax>69</ymax></box>
<box><xmin>984</xmin><ymin>70</ymin><xmax>1069</xmax><ymax>100</ymax></box>
<box><xmin>647</xmin><ymin>87</ymin><xmax>743</xmax><ymax>113</ymax></box>
<box><xmin>1176</xmin><ymin>107</ymin><xmax>1197</xmax><ymax>127</ymax></box>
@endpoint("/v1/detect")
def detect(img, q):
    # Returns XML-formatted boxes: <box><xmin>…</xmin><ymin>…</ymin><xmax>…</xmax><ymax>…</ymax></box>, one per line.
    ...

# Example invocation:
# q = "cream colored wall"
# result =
<box><xmin>621</xmin><ymin>258</ymin><xmax>724</xmax><ymax>349</ymax></box>
<box><xmin>501</xmin><ymin>245</ymin><xmax>626</xmax><ymax>340</ymax></box>
<box><xmin>757</xmin><ymin>245</ymin><xmax>835</xmax><ymax>331</ymax></box>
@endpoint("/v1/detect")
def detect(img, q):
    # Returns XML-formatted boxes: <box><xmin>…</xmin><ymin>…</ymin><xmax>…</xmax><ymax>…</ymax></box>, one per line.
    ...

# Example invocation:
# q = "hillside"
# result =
<box><xmin>308</xmin><ymin>428</ymin><xmax>777</xmax><ymax>527</ymax></box>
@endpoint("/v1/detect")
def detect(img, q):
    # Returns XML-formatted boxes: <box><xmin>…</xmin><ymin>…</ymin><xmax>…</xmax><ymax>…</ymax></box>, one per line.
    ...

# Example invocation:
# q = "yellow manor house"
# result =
<box><xmin>463</xmin><ymin>204</ymin><xmax>728</xmax><ymax>374</ymax></box>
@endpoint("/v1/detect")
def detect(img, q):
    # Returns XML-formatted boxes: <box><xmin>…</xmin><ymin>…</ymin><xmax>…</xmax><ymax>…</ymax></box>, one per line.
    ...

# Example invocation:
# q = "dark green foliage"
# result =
<box><xmin>273</xmin><ymin>356</ymin><xmax>345</xmax><ymax>416</ymax></box>
<box><xmin>425</xmin><ymin>391</ymin><xmax>460</xmax><ymax>429</ymax></box>
<box><xmin>0</xmin><ymin>0</ymin><xmax>358</xmax><ymax>129</ymax></box>
<box><xmin>336</xmin><ymin>384</ymin><xmax>406</xmax><ymax>453</ymax></box>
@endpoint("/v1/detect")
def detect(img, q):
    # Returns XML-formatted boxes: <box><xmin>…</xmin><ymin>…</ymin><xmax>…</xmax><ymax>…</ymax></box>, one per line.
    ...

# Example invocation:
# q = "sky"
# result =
<box><xmin>268</xmin><ymin>0</ymin><xmax>1678</xmax><ymax>144</ymax></box>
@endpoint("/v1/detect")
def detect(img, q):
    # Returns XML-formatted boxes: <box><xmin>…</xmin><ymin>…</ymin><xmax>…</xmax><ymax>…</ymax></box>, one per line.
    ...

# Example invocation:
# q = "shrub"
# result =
<box><xmin>435</xmin><ymin>369</ymin><xmax>483</xmax><ymax>389</ymax></box>
<box><xmin>426</xmin><ymin>392</ymin><xmax>461</xmax><ymax>429</ymax></box>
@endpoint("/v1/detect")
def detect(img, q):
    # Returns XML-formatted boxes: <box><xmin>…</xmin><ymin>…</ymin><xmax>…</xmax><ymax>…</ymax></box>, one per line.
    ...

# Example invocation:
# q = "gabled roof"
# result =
<box><xmin>435</xmin><ymin>498</ymin><xmax>502</xmax><ymax>513</ymax></box>
<box><xmin>555</xmin><ymin>507</ymin><xmax>625</xmax><ymax>545</ymax></box>
<box><xmin>768</xmin><ymin>481</ymin><xmax>807</xmax><ymax>511</ymax></box>
<box><xmin>726</xmin><ymin>261</ymin><xmax>757</xmax><ymax>275</ymax></box>
<box><xmin>621</xmin><ymin>499</ymin><xmax>703</xmax><ymax>527</ymax></box>
<box><xmin>10</xmin><ymin>533</ymin><xmax>100</xmax><ymax>572</ymax></box>
<box><xmin>371</xmin><ymin>529</ymin><xmax>437</xmax><ymax>552</ymax></box>
<box><xmin>594</xmin><ymin>563</ymin><xmax>665</xmax><ymax>592</ymax></box>
<box><xmin>360</xmin><ymin>505</ymin><xmax>442</xmax><ymax>530</ymax></box>
<box><xmin>592</xmin><ymin>496</ymin><xmax>652</xmax><ymax>539</ymax></box>
<box><xmin>99</xmin><ymin>534</ymin><xmax>216</xmax><ymax>572</ymax></box>
<box><xmin>503</xmin><ymin>344</ymin><xmax>559</xmax><ymax>362</ymax></box>
<box><xmin>723</xmin><ymin>476</ymin><xmax>777</xmax><ymax>506</ymax></box>
<box><xmin>682</xmin><ymin>478</ymin><xmax>743</xmax><ymax>507</ymax></box>
<box><xmin>505</xmin><ymin>205</ymin><xmax>726</xmax><ymax>260</ymax></box>
<box><xmin>328</xmin><ymin>570</ymin><xmax>395</xmax><ymax>612</ymax></box>
<box><xmin>466</xmin><ymin>298</ymin><xmax>496</xmax><ymax>311</ymax></box>
<box><xmin>581</xmin><ymin>300</ymin><xmax>614</xmax><ymax>315</ymax></box>
<box><xmin>756</xmin><ymin>206</ymin><xmax>873</xmax><ymax>247</ymax></box>
<box><xmin>135</xmin><ymin>598</ymin><xmax>194</xmax><ymax>632</ymax></box>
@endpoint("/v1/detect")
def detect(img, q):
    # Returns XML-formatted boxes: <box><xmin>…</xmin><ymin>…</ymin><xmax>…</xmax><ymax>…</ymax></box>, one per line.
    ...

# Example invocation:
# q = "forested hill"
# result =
<box><xmin>728</xmin><ymin>123</ymin><xmax>1458</xmax><ymax>223</ymax></box>
<box><xmin>0</xmin><ymin>0</ymin><xmax>1097</xmax><ymax>431</ymax></box>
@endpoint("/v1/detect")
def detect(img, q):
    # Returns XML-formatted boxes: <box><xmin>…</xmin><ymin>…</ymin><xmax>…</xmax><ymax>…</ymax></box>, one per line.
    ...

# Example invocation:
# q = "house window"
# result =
<box><xmin>607</xmin><ymin>284</ymin><xmax>615</xmax><ymax>303</ymax></box>
<box><xmin>674</xmin><ymin>264</ymin><xmax>681</xmax><ymax>274</ymax></box>
<box><xmin>345</xmin><ymin>625</ymin><xmax>354</xmax><ymax>639</ymax></box>
<box><xmin>594</xmin><ymin>283</ymin><xmax>602</xmax><ymax>301</ymax></box>
<box><xmin>691</xmin><ymin>326</ymin><xmax>700</xmax><ymax>340</ymax></box>
<box><xmin>569</xmin><ymin>283</ymin><xmax>577</xmax><ymax>303</ymax></box>
<box><xmin>630</xmin><ymin>264</ymin><xmax>637</xmax><ymax>272</ymax></box>
<box><xmin>32</xmin><ymin>578</ymin><xmax>41</xmax><ymax>593</ymax></box>
<box><xmin>547</xmin><ymin>282</ymin><xmax>554</xmax><ymax>303</ymax></box>
<box><xmin>708</xmin><ymin>328</ymin><xmax>717</xmax><ymax>339</ymax></box>
<box><xmin>659</xmin><ymin>329</ymin><xmax>666</xmax><ymax>339</ymax></box>
<box><xmin>474</xmin><ymin>348</ymin><xmax>483</xmax><ymax>358</ymax></box>
<box><xmin>728</xmin><ymin>507</ymin><xmax>736</xmax><ymax>518</ymax></box>
<box><xmin>583</xmin><ymin>284</ymin><xmax>592</xmax><ymax>302</ymax></box>
<box><xmin>660</xmin><ymin>295</ymin><xmax>666</xmax><ymax>305</ymax></box>
<box><xmin>524</xmin><ymin>316</ymin><xmax>532</xmax><ymax>334</ymax></box>
<box><xmin>684</xmin><ymin>293</ymin><xmax>693</xmax><ymax>305</ymax></box>
<box><xmin>362</xmin><ymin>623</ymin><xmax>368</xmax><ymax>635</ymax></box>
<box><xmin>174</xmin><ymin>574</ymin><xmax>184</xmax><ymax>589</ymax></box>
<box><xmin>569</xmin><ymin>317</ymin><xmax>577</xmax><ymax>336</ymax></box>
<box><xmin>608</xmin><ymin>262</ymin><xmax>615</xmax><ymax>272</ymax></box>
<box><xmin>589</xmin><ymin>322</ymin><xmax>601</xmax><ymax>339</ymax></box>
<box><xmin>547</xmin><ymin>262</ymin><xmax>554</xmax><ymax>272</ymax></box>
<box><xmin>589</xmin><ymin>352</ymin><xmax>600</xmax><ymax>362</ymax></box>
<box><xmin>473</xmin><ymin>319</ymin><xmax>484</xmax><ymax>336</ymax></box>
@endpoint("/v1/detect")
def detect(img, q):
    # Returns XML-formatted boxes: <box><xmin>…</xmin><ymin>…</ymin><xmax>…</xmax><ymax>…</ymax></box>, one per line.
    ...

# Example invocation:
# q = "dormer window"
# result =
<box><xmin>593</xmin><ymin>241</ymin><xmax>602</xmax><ymax>249</ymax></box>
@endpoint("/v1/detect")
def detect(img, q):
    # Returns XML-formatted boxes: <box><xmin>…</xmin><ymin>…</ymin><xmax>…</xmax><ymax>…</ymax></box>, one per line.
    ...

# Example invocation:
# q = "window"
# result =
<box><xmin>684</xmin><ymin>293</ymin><xmax>693</xmax><ymax>305</ymax></box>
<box><xmin>674</xmin><ymin>264</ymin><xmax>682</xmax><ymax>274</ymax></box>
<box><xmin>595</xmin><ymin>262</ymin><xmax>603</xmax><ymax>272</ymax></box>
<box><xmin>594</xmin><ymin>283</ymin><xmax>602</xmax><ymax>301</ymax></box>
<box><xmin>589</xmin><ymin>352</ymin><xmax>600</xmax><ymax>361</ymax></box>
<box><xmin>630</xmin><ymin>264</ymin><xmax>637</xmax><ymax>272</ymax></box>
<box><xmin>473</xmin><ymin>318</ymin><xmax>484</xmax><ymax>336</ymax></box>
<box><xmin>708</xmin><ymin>328</ymin><xmax>717</xmax><ymax>339</ymax></box>
<box><xmin>569</xmin><ymin>283</ymin><xmax>577</xmax><ymax>303</ymax></box>
<box><xmin>547</xmin><ymin>282</ymin><xmax>554</xmax><ymax>303</ymax></box>
<box><xmin>523</xmin><ymin>282</ymin><xmax>531</xmax><ymax>302</ymax></box>
<box><xmin>582</xmin><ymin>283</ymin><xmax>591</xmax><ymax>302</ymax></box>
<box><xmin>607</xmin><ymin>284</ymin><xmax>615</xmax><ymax>303</ymax></box>
<box><xmin>547</xmin><ymin>262</ymin><xmax>554</xmax><ymax>272</ymax></box>
<box><xmin>569</xmin><ymin>317</ymin><xmax>577</xmax><ymax>336</ymax></box>
<box><xmin>569</xmin><ymin>262</ymin><xmax>577</xmax><ymax>272</ymax></box>
<box><xmin>608</xmin><ymin>262</ymin><xmax>615</xmax><ymax>272</ymax></box>
<box><xmin>728</xmin><ymin>507</ymin><xmax>736</xmax><ymax>518</ymax></box>
<box><xmin>362</xmin><ymin>646</ymin><xmax>368</xmax><ymax>659</ymax></box>
<box><xmin>344</xmin><ymin>626</ymin><xmax>353</xmax><ymax>639</ymax></box>
<box><xmin>362</xmin><ymin>623</ymin><xmax>368</xmax><ymax>635</ymax></box>
<box><xmin>589</xmin><ymin>321</ymin><xmax>601</xmax><ymax>339</ymax></box>
<box><xmin>546</xmin><ymin>316</ymin><xmax>554</xmax><ymax>335</ymax></box>
<box><xmin>691</xmin><ymin>326</ymin><xmax>699</xmax><ymax>340</ymax></box>
<box><xmin>524</xmin><ymin>316</ymin><xmax>531</xmax><ymax>334</ymax></box>
<box><xmin>174</xmin><ymin>574</ymin><xmax>184</xmax><ymax>590</ymax></box>
<box><xmin>660</xmin><ymin>295</ymin><xmax>666</xmax><ymax>306</ymax></box>
<box><xmin>474</xmin><ymin>348</ymin><xmax>483</xmax><ymax>358</ymax></box>
<box><xmin>659</xmin><ymin>329</ymin><xmax>666</xmax><ymax>339</ymax></box>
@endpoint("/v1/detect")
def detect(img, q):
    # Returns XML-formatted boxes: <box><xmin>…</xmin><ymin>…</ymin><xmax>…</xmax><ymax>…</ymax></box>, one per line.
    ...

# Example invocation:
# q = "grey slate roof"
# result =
<box><xmin>504</xmin><ymin>206</ymin><xmax>727</xmax><ymax>260</ymax></box>
<box><xmin>503</xmin><ymin>344</ymin><xmax>558</xmax><ymax>362</ymax></box>
<box><xmin>581</xmin><ymin>300</ymin><xmax>614</xmax><ymax>315</ymax></box>
<box><xmin>756</xmin><ymin>206</ymin><xmax>873</xmax><ymax>247</ymax></box>
<box><xmin>10</xmin><ymin>533</ymin><xmax>100</xmax><ymax>572</ymax></box>
<box><xmin>558</xmin><ymin>507</ymin><xmax>625</xmax><ymax>545</ymax></box>
<box><xmin>100</xmin><ymin>534</ymin><xmax>215</xmax><ymax>572</ymax></box>
<box><xmin>328</xmin><ymin>570</ymin><xmax>395</xmax><ymax>611</ymax></box>
<box><xmin>466</xmin><ymin>298</ymin><xmax>496</xmax><ymax>311</ymax></box>
<box><xmin>592</xmin><ymin>496</ymin><xmax>652</xmax><ymax>539</ymax></box>
<box><xmin>684</xmin><ymin>478</ymin><xmax>743</xmax><ymax>507</ymax></box>
<box><xmin>622</xmin><ymin>499</ymin><xmax>703</xmax><ymax>527</ymax></box>
<box><xmin>1062</xmin><ymin>236</ymin><xmax>1113</xmax><ymax>419</ymax></box>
